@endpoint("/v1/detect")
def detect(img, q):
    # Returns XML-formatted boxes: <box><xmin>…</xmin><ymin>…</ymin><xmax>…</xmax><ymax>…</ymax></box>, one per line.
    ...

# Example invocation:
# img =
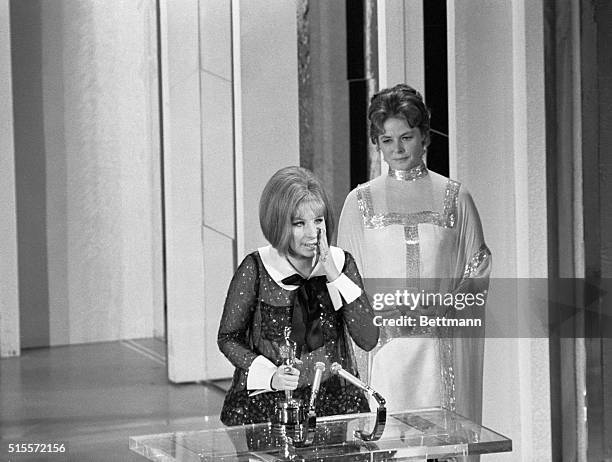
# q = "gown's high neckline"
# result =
<box><xmin>387</xmin><ymin>162</ymin><xmax>428</xmax><ymax>181</ymax></box>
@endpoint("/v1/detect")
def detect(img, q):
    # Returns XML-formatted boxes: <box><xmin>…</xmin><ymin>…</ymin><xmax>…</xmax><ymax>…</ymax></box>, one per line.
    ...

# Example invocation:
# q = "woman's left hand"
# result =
<box><xmin>317</xmin><ymin>227</ymin><xmax>341</xmax><ymax>282</ymax></box>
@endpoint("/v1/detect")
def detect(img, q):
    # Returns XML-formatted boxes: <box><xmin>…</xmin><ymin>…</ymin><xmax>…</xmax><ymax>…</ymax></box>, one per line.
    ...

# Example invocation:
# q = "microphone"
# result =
<box><xmin>330</xmin><ymin>362</ymin><xmax>374</xmax><ymax>394</ymax></box>
<box><xmin>308</xmin><ymin>362</ymin><xmax>325</xmax><ymax>411</ymax></box>
<box><xmin>331</xmin><ymin>362</ymin><xmax>387</xmax><ymax>443</ymax></box>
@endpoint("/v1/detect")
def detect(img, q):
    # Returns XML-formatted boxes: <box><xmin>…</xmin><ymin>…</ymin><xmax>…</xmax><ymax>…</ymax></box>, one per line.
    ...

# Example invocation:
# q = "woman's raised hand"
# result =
<box><xmin>317</xmin><ymin>227</ymin><xmax>341</xmax><ymax>283</ymax></box>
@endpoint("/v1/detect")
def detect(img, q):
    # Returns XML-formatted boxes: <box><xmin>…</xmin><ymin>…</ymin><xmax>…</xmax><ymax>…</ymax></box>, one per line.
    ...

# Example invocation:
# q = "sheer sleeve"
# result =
<box><xmin>340</xmin><ymin>251</ymin><xmax>379</xmax><ymax>352</ymax></box>
<box><xmin>338</xmin><ymin>189</ymin><xmax>366</xmax><ymax>275</ymax></box>
<box><xmin>454</xmin><ymin>187</ymin><xmax>492</xmax><ymax>295</ymax></box>
<box><xmin>217</xmin><ymin>253</ymin><xmax>259</xmax><ymax>370</ymax></box>
<box><xmin>452</xmin><ymin>187</ymin><xmax>490</xmax><ymax>425</ymax></box>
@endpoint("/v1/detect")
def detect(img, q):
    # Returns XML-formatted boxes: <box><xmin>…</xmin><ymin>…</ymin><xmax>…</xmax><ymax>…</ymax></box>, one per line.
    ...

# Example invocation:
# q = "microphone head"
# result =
<box><xmin>314</xmin><ymin>362</ymin><xmax>325</xmax><ymax>372</ymax></box>
<box><xmin>330</xmin><ymin>362</ymin><xmax>342</xmax><ymax>374</ymax></box>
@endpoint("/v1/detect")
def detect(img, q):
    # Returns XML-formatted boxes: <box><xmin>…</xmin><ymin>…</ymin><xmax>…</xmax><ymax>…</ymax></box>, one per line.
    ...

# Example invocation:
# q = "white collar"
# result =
<box><xmin>258</xmin><ymin>245</ymin><xmax>345</xmax><ymax>290</ymax></box>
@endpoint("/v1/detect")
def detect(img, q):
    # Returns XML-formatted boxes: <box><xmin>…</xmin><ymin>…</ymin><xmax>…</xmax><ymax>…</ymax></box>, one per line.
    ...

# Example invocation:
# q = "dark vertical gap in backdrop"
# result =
<box><xmin>423</xmin><ymin>0</ymin><xmax>448</xmax><ymax>177</ymax></box>
<box><xmin>297</xmin><ymin>0</ymin><xmax>313</xmax><ymax>171</ymax></box>
<box><xmin>346</xmin><ymin>0</ymin><xmax>368</xmax><ymax>189</ymax></box>
<box><xmin>346</xmin><ymin>1</ymin><xmax>450</xmax><ymax>184</ymax></box>
<box><xmin>543</xmin><ymin>0</ymin><xmax>561</xmax><ymax>459</ymax></box>
<box><xmin>155</xmin><ymin>0</ymin><xmax>169</xmax><ymax>342</ymax></box>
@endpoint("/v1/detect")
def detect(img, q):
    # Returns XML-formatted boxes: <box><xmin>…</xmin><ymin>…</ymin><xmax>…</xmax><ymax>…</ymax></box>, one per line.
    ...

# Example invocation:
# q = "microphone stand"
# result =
<box><xmin>355</xmin><ymin>390</ymin><xmax>386</xmax><ymax>442</ymax></box>
<box><xmin>330</xmin><ymin>362</ymin><xmax>387</xmax><ymax>442</ymax></box>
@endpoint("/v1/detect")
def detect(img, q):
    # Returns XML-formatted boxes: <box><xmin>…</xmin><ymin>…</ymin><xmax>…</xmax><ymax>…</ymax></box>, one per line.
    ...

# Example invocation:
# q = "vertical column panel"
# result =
<box><xmin>511</xmin><ymin>2</ymin><xmax>550</xmax><ymax>458</ymax></box>
<box><xmin>402</xmin><ymin>0</ymin><xmax>425</xmax><ymax>91</ymax></box>
<box><xmin>200</xmin><ymin>0</ymin><xmax>234</xmax><ymax>379</ymax></box>
<box><xmin>147</xmin><ymin>2</ymin><xmax>165</xmax><ymax>340</ymax></box>
<box><xmin>0</xmin><ymin>0</ymin><xmax>20</xmax><ymax>357</ymax></box>
<box><xmin>447</xmin><ymin>0</ymin><xmax>550</xmax><ymax>459</ymax></box>
<box><xmin>377</xmin><ymin>0</ymin><xmax>423</xmax><ymax>91</ymax></box>
<box><xmin>233</xmin><ymin>0</ymin><xmax>300</xmax><ymax>258</ymax></box>
<box><xmin>160</xmin><ymin>0</ymin><xmax>206</xmax><ymax>382</ymax></box>
<box><xmin>200</xmin><ymin>0</ymin><xmax>234</xmax><ymax>239</ymax></box>
<box><xmin>42</xmin><ymin>0</ymin><xmax>68</xmax><ymax>346</ymax></box>
<box><xmin>11</xmin><ymin>0</ymin><xmax>50</xmax><ymax>348</ymax></box>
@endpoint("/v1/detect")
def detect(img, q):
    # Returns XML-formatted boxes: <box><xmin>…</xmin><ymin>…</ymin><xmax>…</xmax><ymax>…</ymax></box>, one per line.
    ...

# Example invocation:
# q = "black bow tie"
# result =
<box><xmin>281</xmin><ymin>274</ymin><xmax>327</xmax><ymax>354</ymax></box>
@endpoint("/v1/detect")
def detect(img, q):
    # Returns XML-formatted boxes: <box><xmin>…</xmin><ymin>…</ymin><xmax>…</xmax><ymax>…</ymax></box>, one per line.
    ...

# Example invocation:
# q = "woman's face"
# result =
<box><xmin>289</xmin><ymin>203</ymin><xmax>325</xmax><ymax>260</ymax></box>
<box><xmin>377</xmin><ymin>117</ymin><xmax>426</xmax><ymax>170</ymax></box>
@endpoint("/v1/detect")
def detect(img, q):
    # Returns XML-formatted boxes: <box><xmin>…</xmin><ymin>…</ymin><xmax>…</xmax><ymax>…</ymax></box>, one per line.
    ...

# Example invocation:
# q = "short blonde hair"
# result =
<box><xmin>259</xmin><ymin>166</ymin><xmax>335</xmax><ymax>255</ymax></box>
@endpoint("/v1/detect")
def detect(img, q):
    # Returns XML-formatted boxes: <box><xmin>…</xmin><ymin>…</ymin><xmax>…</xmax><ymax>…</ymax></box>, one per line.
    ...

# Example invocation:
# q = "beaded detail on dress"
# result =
<box><xmin>356</xmin><ymin>179</ymin><xmax>460</xmax><ymax>229</ymax></box>
<box><xmin>439</xmin><ymin>334</ymin><xmax>456</xmax><ymax>411</ymax></box>
<box><xmin>404</xmin><ymin>226</ymin><xmax>420</xmax><ymax>280</ymax></box>
<box><xmin>462</xmin><ymin>243</ymin><xmax>492</xmax><ymax>279</ymax></box>
<box><xmin>388</xmin><ymin>162</ymin><xmax>428</xmax><ymax>181</ymax></box>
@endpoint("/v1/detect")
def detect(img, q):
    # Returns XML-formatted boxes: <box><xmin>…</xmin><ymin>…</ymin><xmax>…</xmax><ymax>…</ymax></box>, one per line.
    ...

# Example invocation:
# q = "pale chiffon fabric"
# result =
<box><xmin>338</xmin><ymin>169</ymin><xmax>491</xmax><ymax>424</ymax></box>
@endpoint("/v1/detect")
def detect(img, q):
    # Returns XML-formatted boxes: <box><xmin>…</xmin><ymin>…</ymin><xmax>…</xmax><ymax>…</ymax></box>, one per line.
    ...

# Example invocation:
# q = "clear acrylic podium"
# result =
<box><xmin>129</xmin><ymin>407</ymin><xmax>511</xmax><ymax>461</ymax></box>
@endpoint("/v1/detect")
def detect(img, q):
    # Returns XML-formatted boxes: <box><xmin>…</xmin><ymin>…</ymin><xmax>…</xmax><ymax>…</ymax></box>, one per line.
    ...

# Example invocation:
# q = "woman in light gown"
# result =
<box><xmin>338</xmin><ymin>84</ymin><xmax>491</xmax><ymax>424</ymax></box>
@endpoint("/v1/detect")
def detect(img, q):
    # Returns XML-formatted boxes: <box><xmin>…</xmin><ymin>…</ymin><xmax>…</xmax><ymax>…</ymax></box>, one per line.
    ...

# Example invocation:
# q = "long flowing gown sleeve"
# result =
<box><xmin>337</xmin><ymin>189</ymin><xmax>366</xmax><ymax>274</ymax></box>
<box><xmin>452</xmin><ymin>187</ymin><xmax>491</xmax><ymax>424</ymax></box>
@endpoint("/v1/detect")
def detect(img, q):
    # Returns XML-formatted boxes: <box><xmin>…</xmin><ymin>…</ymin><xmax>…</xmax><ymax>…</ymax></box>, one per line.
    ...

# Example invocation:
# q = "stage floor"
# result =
<box><xmin>0</xmin><ymin>338</ymin><xmax>226</xmax><ymax>461</ymax></box>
